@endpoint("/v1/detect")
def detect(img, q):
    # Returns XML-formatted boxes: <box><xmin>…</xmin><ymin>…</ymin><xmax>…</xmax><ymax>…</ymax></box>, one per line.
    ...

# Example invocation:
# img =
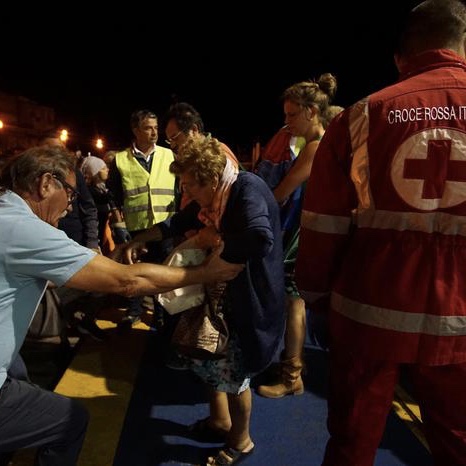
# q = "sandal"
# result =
<box><xmin>206</xmin><ymin>442</ymin><xmax>255</xmax><ymax>465</ymax></box>
<box><xmin>187</xmin><ymin>417</ymin><xmax>229</xmax><ymax>443</ymax></box>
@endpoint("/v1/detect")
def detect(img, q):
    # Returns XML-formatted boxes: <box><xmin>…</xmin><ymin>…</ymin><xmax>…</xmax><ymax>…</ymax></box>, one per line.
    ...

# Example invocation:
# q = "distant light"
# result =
<box><xmin>59</xmin><ymin>129</ymin><xmax>68</xmax><ymax>143</ymax></box>
<box><xmin>0</xmin><ymin>120</ymin><xmax>4</xmax><ymax>129</ymax></box>
<box><xmin>95</xmin><ymin>138</ymin><xmax>104</xmax><ymax>150</ymax></box>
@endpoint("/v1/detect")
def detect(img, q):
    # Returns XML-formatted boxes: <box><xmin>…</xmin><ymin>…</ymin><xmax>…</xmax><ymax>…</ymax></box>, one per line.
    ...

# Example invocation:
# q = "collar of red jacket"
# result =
<box><xmin>398</xmin><ymin>48</ymin><xmax>466</xmax><ymax>80</ymax></box>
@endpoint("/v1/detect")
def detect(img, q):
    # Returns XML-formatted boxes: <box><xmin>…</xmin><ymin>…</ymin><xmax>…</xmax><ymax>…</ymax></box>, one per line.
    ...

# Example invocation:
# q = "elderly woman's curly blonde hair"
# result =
<box><xmin>170</xmin><ymin>135</ymin><xmax>226</xmax><ymax>186</ymax></box>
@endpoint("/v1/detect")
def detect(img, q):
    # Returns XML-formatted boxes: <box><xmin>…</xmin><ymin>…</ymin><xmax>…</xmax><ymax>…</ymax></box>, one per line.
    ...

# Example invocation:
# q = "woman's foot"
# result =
<box><xmin>206</xmin><ymin>441</ymin><xmax>255</xmax><ymax>465</ymax></box>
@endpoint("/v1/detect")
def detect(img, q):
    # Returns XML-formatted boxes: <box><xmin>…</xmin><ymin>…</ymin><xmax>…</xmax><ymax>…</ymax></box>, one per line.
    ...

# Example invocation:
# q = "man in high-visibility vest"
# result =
<box><xmin>107</xmin><ymin>109</ymin><xmax>176</xmax><ymax>329</ymax></box>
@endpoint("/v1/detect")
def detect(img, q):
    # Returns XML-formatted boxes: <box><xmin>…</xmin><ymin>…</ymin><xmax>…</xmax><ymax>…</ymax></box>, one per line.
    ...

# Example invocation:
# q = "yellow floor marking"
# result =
<box><xmin>10</xmin><ymin>308</ymin><xmax>151</xmax><ymax>466</ymax></box>
<box><xmin>58</xmin><ymin>317</ymin><xmax>150</xmax><ymax>466</ymax></box>
<box><xmin>393</xmin><ymin>385</ymin><xmax>430</xmax><ymax>452</ymax></box>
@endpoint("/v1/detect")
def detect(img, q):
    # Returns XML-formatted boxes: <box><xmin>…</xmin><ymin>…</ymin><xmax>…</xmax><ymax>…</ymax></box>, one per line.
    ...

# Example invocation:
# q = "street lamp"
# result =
<box><xmin>59</xmin><ymin>129</ymin><xmax>68</xmax><ymax>145</ymax></box>
<box><xmin>95</xmin><ymin>138</ymin><xmax>104</xmax><ymax>150</ymax></box>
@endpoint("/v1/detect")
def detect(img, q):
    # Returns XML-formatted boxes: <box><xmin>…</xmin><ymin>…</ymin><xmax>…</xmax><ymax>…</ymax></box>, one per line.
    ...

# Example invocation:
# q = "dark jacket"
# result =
<box><xmin>58</xmin><ymin>170</ymin><xmax>99</xmax><ymax>249</ymax></box>
<box><xmin>160</xmin><ymin>171</ymin><xmax>285</xmax><ymax>372</ymax></box>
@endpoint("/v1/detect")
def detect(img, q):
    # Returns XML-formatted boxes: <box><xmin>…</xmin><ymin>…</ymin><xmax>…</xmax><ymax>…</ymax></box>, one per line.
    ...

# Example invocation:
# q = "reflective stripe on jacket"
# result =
<box><xmin>295</xmin><ymin>49</ymin><xmax>466</xmax><ymax>365</ymax></box>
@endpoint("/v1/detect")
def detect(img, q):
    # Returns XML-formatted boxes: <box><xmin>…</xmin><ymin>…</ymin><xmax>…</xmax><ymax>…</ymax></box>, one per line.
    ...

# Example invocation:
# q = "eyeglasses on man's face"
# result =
<box><xmin>52</xmin><ymin>173</ymin><xmax>78</xmax><ymax>205</ymax></box>
<box><xmin>165</xmin><ymin>130</ymin><xmax>183</xmax><ymax>146</ymax></box>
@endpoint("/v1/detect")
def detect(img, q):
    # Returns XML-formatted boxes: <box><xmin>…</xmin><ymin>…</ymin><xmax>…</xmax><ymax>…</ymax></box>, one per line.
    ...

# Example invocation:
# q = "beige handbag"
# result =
<box><xmin>158</xmin><ymin>237</ymin><xmax>230</xmax><ymax>359</ymax></box>
<box><xmin>170</xmin><ymin>295</ymin><xmax>229</xmax><ymax>360</ymax></box>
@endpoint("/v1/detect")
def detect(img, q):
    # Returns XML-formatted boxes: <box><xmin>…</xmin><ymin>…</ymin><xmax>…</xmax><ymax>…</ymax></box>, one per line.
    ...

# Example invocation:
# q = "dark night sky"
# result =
<box><xmin>0</xmin><ymin>2</ymin><xmax>418</xmax><ymax>156</ymax></box>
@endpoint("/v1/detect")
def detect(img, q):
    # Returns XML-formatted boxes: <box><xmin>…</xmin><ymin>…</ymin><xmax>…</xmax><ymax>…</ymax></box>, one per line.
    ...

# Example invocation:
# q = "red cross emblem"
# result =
<box><xmin>391</xmin><ymin>128</ymin><xmax>466</xmax><ymax>210</ymax></box>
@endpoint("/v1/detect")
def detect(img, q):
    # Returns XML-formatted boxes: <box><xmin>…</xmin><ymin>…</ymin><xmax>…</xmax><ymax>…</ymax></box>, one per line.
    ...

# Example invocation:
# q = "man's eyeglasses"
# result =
<box><xmin>52</xmin><ymin>174</ymin><xmax>78</xmax><ymax>204</ymax></box>
<box><xmin>165</xmin><ymin>130</ymin><xmax>183</xmax><ymax>146</ymax></box>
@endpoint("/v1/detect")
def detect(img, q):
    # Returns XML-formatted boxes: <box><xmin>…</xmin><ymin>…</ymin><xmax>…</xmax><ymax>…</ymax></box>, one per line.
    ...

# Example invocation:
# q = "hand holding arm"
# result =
<box><xmin>121</xmin><ymin>225</ymin><xmax>164</xmax><ymax>263</ymax></box>
<box><xmin>65</xmin><ymin>246</ymin><xmax>244</xmax><ymax>296</ymax></box>
<box><xmin>202</xmin><ymin>241</ymin><xmax>244</xmax><ymax>283</ymax></box>
<box><xmin>123</xmin><ymin>240</ymin><xmax>148</xmax><ymax>264</ymax></box>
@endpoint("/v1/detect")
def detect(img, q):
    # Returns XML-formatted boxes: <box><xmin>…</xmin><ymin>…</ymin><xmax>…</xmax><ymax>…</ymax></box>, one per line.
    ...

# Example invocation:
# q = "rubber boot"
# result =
<box><xmin>256</xmin><ymin>355</ymin><xmax>304</xmax><ymax>398</ymax></box>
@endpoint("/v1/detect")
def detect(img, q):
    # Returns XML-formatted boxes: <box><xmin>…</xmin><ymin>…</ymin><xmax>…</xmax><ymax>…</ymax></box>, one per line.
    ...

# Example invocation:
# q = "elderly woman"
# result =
<box><xmin>123</xmin><ymin>135</ymin><xmax>285</xmax><ymax>465</ymax></box>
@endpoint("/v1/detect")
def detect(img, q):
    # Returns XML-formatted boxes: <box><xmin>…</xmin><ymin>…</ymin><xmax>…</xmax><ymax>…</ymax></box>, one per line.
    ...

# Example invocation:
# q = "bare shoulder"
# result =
<box><xmin>302</xmin><ymin>139</ymin><xmax>321</xmax><ymax>157</ymax></box>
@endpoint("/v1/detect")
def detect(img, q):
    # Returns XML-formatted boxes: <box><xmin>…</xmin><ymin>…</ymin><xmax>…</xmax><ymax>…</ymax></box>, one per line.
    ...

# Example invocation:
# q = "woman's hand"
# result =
<box><xmin>123</xmin><ymin>241</ymin><xmax>148</xmax><ymax>264</ymax></box>
<box><xmin>195</xmin><ymin>225</ymin><xmax>221</xmax><ymax>249</ymax></box>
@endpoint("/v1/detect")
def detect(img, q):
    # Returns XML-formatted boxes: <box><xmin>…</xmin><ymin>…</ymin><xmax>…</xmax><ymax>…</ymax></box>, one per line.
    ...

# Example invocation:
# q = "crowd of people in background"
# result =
<box><xmin>1</xmin><ymin>1</ymin><xmax>466</xmax><ymax>465</ymax></box>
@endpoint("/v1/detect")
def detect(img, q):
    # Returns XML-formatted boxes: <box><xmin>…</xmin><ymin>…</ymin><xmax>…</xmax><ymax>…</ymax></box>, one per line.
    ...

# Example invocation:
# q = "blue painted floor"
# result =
<box><xmin>112</xmin><ymin>330</ymin><xmax>433</xmax><ymax>466</ymax></box>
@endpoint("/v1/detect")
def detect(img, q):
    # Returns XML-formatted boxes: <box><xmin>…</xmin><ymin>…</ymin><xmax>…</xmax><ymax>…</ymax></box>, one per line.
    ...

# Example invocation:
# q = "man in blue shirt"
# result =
<box><xmin>0</xmin><ymin>144</ymin><xmax>242</xmax><ymax>466</ymax></box>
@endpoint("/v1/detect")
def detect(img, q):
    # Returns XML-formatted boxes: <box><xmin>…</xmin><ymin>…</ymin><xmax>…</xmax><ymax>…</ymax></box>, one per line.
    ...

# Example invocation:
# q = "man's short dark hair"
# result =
<box><xmin>397</xmin><ymin>0</ymin><xmax>466</xmax><ymax>57</ymax></box>
<box><xmin>164</xmin><ymin>102</ymin><xmax>205</xmax><ymax>134</ymax></box>
<box><xmin>130</xmin><ymin>110</ymin><xmax>157</xmax><ymax>130</ymax></box>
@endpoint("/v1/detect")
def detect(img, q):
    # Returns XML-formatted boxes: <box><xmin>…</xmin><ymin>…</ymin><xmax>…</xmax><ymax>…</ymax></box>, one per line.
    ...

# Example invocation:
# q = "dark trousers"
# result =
<box><xmin>7</xmin><ymin>353</ymin><xmax>29</xmax><ymax>381</ymax></box>
<box><xmin>323</xmin><ymin>349</ymin><xmax>466</xmax><ymax>466</ymax></box>
<box><xmin>0</xmin><ymin>372</ymin><xmax>89</xmax><ymax>466</ymax></box>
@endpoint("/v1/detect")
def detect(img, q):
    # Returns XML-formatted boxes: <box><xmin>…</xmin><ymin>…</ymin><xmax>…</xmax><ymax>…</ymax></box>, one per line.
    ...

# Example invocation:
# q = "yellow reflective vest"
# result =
<box><xmin>115</xmin><ymin>146</ymin><xmax>176</xmax><ymax>231</ymax></box>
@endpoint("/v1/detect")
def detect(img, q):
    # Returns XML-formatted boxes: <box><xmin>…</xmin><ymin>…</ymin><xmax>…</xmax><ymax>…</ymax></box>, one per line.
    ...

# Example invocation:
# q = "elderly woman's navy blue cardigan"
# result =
<box><xmin>159</xmin><ymin>171</ymin><xmax>285</xmax><ymax>373</ymax></box>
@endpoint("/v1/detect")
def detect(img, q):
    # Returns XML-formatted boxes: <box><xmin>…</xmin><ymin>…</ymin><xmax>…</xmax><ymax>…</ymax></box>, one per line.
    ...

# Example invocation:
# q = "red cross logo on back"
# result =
<box><xmin>391</xmin><ymin>128</ymin><xmax>466</xmax><ymax>210</ymax></box>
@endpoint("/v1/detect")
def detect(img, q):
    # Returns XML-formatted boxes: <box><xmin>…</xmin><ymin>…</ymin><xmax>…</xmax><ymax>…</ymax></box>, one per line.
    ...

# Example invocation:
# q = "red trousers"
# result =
<box><xmin>322</xmin><ymin>349</ymin><xmax>466</xmax><ymax>466</ymax></box>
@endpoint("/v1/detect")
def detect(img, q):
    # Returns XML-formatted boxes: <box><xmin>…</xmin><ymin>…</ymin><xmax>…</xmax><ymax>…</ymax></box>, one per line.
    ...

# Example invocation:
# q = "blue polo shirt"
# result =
<box><xmin>0</xmin><ymin>191</ymin><xmax>96</xmax><ymax>388</ymax></box>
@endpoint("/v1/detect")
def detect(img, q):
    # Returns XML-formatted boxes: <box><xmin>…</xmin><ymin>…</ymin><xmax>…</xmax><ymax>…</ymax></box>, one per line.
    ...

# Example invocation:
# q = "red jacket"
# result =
<box><xmin>295</xmin><ymin>49</ymin><xmax>466</xmax><ymax>364</ymax></box>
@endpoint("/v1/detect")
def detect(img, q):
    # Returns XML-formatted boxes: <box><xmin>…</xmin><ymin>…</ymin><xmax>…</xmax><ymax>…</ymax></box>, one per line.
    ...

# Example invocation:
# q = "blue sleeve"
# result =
<box><xmin>7</xmin><ymin>217</ymin><xmax>96</xmax><ymax>287</ymax></box>
<box><xmin>221</xmin><ymin>182</ymin><xmax>275</xmax><ymax>263</ymax></box>
<box><xmin>158</xmin><ymin>201</ymin><xmax>203</xmax><ymax>238</ymax></box>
